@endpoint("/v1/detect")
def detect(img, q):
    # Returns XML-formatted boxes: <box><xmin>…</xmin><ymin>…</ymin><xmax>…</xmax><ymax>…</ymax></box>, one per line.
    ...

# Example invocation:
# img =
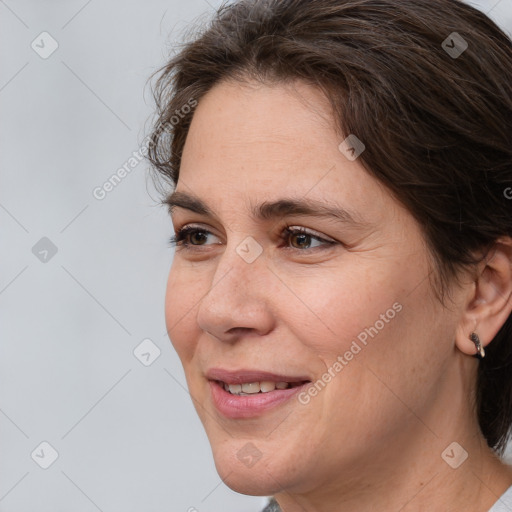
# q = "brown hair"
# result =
<box><xmin>147</xmin><ymin>0</ymin><xmax>512</xmax><ymax>454</ymax></box>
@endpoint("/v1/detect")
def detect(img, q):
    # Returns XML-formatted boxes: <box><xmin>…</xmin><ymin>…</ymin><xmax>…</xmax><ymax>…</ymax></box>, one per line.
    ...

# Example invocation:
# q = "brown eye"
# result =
<box><xmin>289</xmin><ymin>231</ymin><xmax>313</xmax><ymax>249</ymax></box>
<box><xmin>189</xmin><ymin>230</ymin><xmax>209</xmax><ymax>245</ymax></box>
<box><xmin>282</xmin><ymin>227</ymin><xmax>335</xmax><ymax>251</ymax></box>
<box><xmin>169</xmin><ymin>226</ymin><xmax>220</xmax><ymax>249</ymax></box>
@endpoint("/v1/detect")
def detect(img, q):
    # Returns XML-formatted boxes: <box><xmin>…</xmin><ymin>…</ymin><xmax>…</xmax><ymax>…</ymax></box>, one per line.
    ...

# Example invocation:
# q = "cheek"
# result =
<box><xmin>278</xmin><ymin>253</ymin><xmax>443</xmax><ymax>414</ymax></box>
<box><xmin>309</xmin><ymin>271</ymin><xmax>449</xmax><ymax>442</ymax></box>
<box><xmin>164</xmin><ymin>262</ymin><xmax>204</xmax><ymax>363</ymax></box>
<box><xmin>273</xmin><ymin>257</ymin><xmax>407</xmax><ymax>362</ymax></box>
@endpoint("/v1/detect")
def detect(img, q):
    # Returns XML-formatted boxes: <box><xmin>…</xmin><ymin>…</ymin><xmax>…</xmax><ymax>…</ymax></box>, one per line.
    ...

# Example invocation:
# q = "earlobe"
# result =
<box><xmin>455</xmin><ymin>237</ymin><xmax>512</xmax><ymax>358</ymax></box>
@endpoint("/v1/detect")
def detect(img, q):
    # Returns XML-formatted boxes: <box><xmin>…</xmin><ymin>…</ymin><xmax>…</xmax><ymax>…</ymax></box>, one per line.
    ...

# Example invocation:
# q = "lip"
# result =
<box><xmin>206</xmin><ymin>368</ymin><xmax>310</xmax><ymax>385</ymax></box>
<box><xmin>206</xmin><ymin>368</ymin><xmax>311</xmax><ymax>419</ymax></box>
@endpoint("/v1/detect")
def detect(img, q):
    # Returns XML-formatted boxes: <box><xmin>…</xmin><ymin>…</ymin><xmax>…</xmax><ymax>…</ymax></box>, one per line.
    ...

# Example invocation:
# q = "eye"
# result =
<box><xmin>168</xmin><ymin>225</ymin><xmax>221</xmax><ymax>249</ymax></box>
<box><xmin>280</xmin><ymin>226</ymin><xmax>336</xmax><ymax>251</ymax></box>
<box><xmin>168</xmin><ymin>224</ymin><xmax>337</xmax><ymax>252</ymax></box>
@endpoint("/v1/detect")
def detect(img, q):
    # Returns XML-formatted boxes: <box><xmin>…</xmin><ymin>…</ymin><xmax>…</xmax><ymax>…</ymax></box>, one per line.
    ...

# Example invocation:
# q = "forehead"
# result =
<box><xmin>183</xmin><ymin>78</ymin><xmax>337</xmax><ymax>158</ymax></box>
<box><xmin>177</xmin><ymin>79</ymin><xmax>390</xmax><ymax>222</ymax></box>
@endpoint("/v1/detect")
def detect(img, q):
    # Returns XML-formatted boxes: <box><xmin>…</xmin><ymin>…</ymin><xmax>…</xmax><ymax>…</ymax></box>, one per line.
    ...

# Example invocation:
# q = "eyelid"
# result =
<box><xmin>284</xmin><ymin>225</ymin><xmax>336</xmax><ymax>244</ymax></box>
<box><xmin>170</xmin><ymin>223</ymin><xmax>222</xmax><ymax>247</ymax></box>
<box><xmin>171</xmin><ymin>222</ymin><xmax>336</xmax><ymax>240</ymax></box>
<box><xmin>169</xmin><ymin>222</ymin><xmax>339</xmax><ymax>252</ymax></box>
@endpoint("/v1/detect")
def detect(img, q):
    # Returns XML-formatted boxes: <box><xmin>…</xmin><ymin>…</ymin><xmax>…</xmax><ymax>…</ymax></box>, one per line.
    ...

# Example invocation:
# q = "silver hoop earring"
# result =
<box><xmin>469</xmin><ymin>332</ymin><xmax>485</xmax><ymax>359</ymax></box>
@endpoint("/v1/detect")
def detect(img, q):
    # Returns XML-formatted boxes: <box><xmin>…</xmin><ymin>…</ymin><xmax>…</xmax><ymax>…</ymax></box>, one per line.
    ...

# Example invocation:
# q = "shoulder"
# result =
<box><xmin>488</xmin><ymin>485</ymin><xmax>512</xmax><ymax>512</ymax></box>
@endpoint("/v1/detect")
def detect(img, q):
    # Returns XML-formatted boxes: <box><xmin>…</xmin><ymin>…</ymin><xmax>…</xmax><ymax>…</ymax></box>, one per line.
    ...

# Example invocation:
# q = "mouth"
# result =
<box><xmin>216</xmin><ymin>380</ymin><xmax>308</xmax><ymax>395</ymax></box>
<box><xmin>206</xmin><ymin>368</ymin><xmax>312</xmax><ymax>419</ymax></box>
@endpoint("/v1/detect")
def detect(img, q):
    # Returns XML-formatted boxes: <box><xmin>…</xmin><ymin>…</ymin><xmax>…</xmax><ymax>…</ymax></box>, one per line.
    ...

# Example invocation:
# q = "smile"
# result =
<box><xmin>206</xmin><ymin>369</ymin><xmax>311</xmax><ymax>419</ymax></box>
<box><xmin>218</xmin><ymin>380</ymin><xmax>307</xmax><ymax>395</ymax></box>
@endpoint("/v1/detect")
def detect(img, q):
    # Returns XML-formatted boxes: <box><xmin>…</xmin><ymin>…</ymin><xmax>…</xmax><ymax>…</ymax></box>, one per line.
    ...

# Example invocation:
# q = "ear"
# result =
<box><xmin>455</xmin><ymin>237</ymin><xmax>512</xmax><ymax>357</ymax></box>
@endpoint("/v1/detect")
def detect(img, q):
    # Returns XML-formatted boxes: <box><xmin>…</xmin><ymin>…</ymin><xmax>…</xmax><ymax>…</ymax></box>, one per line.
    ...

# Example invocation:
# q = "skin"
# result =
<box><xmin>164</xmin><ymin>78</ymin><xmax>512</xmax><ymax>512</ymax></box>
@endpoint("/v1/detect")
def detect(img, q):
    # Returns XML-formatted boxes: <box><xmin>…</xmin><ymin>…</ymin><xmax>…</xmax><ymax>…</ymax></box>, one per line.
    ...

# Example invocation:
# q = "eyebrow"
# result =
<box><xmin>165</xmin><ymin>191</ymin><xmax>370</xmax><ymax>229</ymax></box>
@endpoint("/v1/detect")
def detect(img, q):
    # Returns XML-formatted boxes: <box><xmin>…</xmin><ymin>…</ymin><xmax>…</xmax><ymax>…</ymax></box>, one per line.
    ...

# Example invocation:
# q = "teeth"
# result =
<box><xmin>242</xmin><ymin>382</ymin><xmax>260</xmax><ymax>394</ymax></box>
<box><xmin>228</xmin><ymin>383</ymin><xmax>242</xmax><ymax>394</ymax></box>
<box><xmin>260</xmin><ymin>381</ymin><xmax>276</xmax><ymax>392</ymax></box>
<box><xmin>223</xmin><ymin>380</ymin><xmax>292</xmax><ymax>395</ymax></box>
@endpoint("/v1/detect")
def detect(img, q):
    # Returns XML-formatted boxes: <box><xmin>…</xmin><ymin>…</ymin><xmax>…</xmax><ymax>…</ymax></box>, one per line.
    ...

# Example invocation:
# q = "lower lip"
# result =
<box><xmin>209</xmin><ymin>381</ymin><xmax>308</xmax><ymax>419</ymax></box>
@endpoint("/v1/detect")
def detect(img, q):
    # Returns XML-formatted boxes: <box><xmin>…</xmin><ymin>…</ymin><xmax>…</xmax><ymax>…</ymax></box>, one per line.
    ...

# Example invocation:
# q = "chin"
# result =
<box><xmin>213</xmin><ymin>454</ymin><xmax>283</xmax><ymax>496</ymax></box>
<box><xmin>219</xmin><ymin>469</ymin><xmax>277</xmax><ymax>496</ymax></box>
<box><xmin>208</xmin><ymin>436</ymin><xmax>304</xmax><ymax>497</ymax></box>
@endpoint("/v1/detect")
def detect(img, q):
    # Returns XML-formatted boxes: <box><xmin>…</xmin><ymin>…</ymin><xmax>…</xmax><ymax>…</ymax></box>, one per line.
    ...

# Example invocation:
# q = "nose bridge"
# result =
<box><xmin>196</xmin><ymin>235</ymin><xmax>271</xmax><ymax>338</ymax></box>
<box><xmin>205</xmin><ymin>235</ymin><xmax>265</xmax><ymax>307</ymax></box>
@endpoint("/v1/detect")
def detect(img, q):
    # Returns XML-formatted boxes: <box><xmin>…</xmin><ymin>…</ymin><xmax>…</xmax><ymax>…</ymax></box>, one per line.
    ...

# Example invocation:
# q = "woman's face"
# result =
<box><xmin>165</xmin><ymin>79</ymin><xmax>466</xmax><ymax>497</ymax></box>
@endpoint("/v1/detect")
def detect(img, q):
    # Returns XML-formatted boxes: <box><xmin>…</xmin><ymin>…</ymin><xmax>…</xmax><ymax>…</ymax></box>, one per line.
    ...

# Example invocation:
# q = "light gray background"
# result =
<box><xmin>1</xmin><ymin>1</ymin><xmax>511</xmax><ymax>511</ymax></box>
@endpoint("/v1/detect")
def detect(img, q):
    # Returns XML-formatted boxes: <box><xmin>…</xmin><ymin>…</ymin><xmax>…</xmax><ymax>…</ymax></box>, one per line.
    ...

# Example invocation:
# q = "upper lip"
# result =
<box><xmin>206</xmin><ymin>368</ymin><xmax>311</xmax><ymax>385</ymax></box>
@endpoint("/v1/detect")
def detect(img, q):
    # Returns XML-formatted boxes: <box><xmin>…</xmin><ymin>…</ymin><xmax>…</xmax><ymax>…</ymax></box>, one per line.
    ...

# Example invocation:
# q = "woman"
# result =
<box><xmin>147</xmin><ymin>0</ymin><xmax>512</xmax><ymax>510</ymax></box>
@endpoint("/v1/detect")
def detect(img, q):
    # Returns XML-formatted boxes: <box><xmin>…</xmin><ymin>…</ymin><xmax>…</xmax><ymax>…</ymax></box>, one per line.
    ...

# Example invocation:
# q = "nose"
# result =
<box><xmin>195</xmin><ymin>242</ymin><xmax>275</xmax><ymax>343</ymax></box>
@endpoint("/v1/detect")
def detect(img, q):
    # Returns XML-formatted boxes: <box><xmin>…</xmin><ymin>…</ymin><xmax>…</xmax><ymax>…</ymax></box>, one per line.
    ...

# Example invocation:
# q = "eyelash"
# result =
<box><xmin>168</xmin><ymin>224</ymin><xmax>337</xmax><ymax>253</ymax></box>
